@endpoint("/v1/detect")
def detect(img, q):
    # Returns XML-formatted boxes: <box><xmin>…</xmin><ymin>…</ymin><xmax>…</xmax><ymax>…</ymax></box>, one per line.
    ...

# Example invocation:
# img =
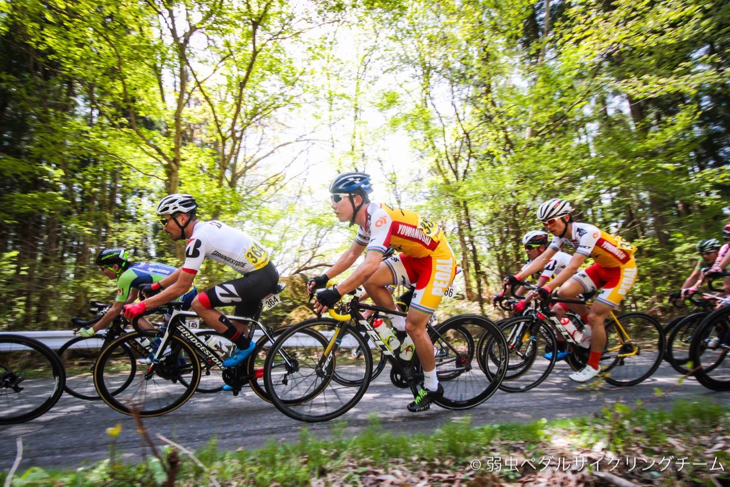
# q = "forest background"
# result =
<box><xmin>1</xmin><ymin>0</ymin><xmax>728</xmax><ymax>331</ymax></box>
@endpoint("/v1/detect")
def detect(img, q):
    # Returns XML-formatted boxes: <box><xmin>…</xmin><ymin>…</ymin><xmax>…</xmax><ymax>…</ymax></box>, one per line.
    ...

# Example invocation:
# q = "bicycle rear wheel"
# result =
<box><xmin>603</xmin><ymin>313</ymin><xmax>665</xmax><ymax>387</ymax></box>
<box><xmin>665</xmin><ymin>312</ymin><xmax>708</xmax><ymax>375</ymax></box>
<box><xmin>94</xmin><ymin>331</ymin><xmax>200</xmax><ymax>417</ymax></box>
<box><xmin>58</xmin><ymin>334</ymin><xmax>135</xmax><ymax>400</ymax></box>
<box><xmin>0</xmin><ymin>335</ymin><xmax>66</xmax><ymax>424</ymax></box>
<box><xmin>263</xmin><ymin>318</ymin><xmax>371</xmax><ymax>423</ymax></box>
<box><xmin>430</xmin><ymin>315</ymin><xmax>507</xmax><ymax>409</ymax></box>
<box><xmin>689</xmin><ymin>306</ymin><xmax>730</xmax><ymax>391</ymax></box>
<box><xmin>496</xmin><ymin>317</ymin><xmax>557</xmax><ymax>393</ymax></box>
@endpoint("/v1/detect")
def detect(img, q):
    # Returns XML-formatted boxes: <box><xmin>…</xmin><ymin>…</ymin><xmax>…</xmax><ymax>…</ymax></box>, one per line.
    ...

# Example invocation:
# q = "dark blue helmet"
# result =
<box><xmin>329</xmin><ymin>172</ymin><xmax>373</xmax><ymax>195</ymax></box>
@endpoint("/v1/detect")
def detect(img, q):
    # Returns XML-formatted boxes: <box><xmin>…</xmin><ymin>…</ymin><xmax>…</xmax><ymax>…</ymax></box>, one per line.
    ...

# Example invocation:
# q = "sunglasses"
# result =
<box><xmin>542</xmin><ymin>217</ymin><xmax>563</xmax><ymax>227</ymax></box>
<box><xmin>524</xmin><ymin>244</ymin><xmax>542</xmax><ymax>250</ymax></box>
<box><xmin>99</xmin><ymin>265</ymin><xmax>113</xmax><ymax>272</ymax></box>
<box><xmin>701</xmin><ymin>251</ymin><xmax>716</xmax><ymax>256</ymax></box>
<box><xmin>159</xmin><ymin>216</ymin><xmax>174</xmax><ymax>227</ymax></box>
<box><xmin>331</xmin><ymin>194</ymin><xmax>350</xmax><ymax>204</ymax></box>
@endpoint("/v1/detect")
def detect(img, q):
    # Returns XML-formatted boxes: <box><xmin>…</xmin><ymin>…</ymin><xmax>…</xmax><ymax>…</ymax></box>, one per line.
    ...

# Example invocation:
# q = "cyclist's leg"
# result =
<box><xmin>362</xmin><ymin>257</ymin><xmax>407</xmax><ymax>329</ymax></box>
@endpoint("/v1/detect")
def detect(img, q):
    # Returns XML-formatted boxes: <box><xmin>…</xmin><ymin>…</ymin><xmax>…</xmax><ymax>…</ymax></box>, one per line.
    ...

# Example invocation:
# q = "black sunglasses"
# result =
<box><xmin>524</xmin><ymin>244</ymin><xmax>542</xmax><ymax>250</ymax></box>
<box><xmin>160</xmin><ymin>216</ymin><xmax>174</xmax><ymax>226</ymax></box>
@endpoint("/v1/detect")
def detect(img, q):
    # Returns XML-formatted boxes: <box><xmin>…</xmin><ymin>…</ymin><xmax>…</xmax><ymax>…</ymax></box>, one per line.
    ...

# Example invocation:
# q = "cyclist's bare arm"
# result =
<box><xmin>681</xmin><ymin>268</ymin><xmax>702</xmax><ymax>289</ymax></box>
<box><xmin>157</xmin><ymin>268</ymin><xmax>182</xmax><ymax>289</ymax></box>
<box><xmin>517</xmin><ymin>247</ymin><xmax>556</xmax><ymax>280</ymax></box>
<box><xmin>141</xmin><ymin>270</ymin><xmax>195</xmax><ymax>309</ymax></box>
<box><xmin>336</xmin><ymin>250</ymin><xmax>381</xmax><ymax>295</ymax></box>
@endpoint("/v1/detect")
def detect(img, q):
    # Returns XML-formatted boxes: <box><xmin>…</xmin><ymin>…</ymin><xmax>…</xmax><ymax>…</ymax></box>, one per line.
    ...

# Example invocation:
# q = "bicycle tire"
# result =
<box><xmin>428</xmin><ymin>314</ymin><xmax>507</xmax><ymax>409</ymax></box>
<box><xmin>58</xmin><ymin>334</ymin><xmax>136</xmax><ymax>400</ymax></box>
<box><xmin>496</xmin><ymin>317</ymin><xmax>557</xmax><ymax>393</ymax></box>
<box><xmin>603</xmin><ymin>312</ymin><xmax>665</xmax><ymax>387</ymax></box>
<box><xmin>662</xmin><ymin>315</ymin><xmax>687</xmax><ymax>362</ymax></box>
<box><xmin>94</xmin><ymin>331</ymin><xmax>200</xmax><ymax>417</ymax></box>
<box><xmin>665</xmin><ymin>312</ymin><xmax>708</xmax><ymax>375</ymax></box>
<box><xmin>263</xmin><ymin>318</ymin><xmax>372</xmax><ymax>423</ymax></box>
<box><xmin>689</xmin><ymin>305</ymin><xmax>730</xmax><ymax>391</ymax></box>
<box><xmin>0</xmin><ymin>334</ymin><xmax>66</xmax><ymax>424</ymax></box>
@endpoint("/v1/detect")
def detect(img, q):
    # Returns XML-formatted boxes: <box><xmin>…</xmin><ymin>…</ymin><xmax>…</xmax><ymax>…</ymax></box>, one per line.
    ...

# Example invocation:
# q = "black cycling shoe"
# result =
<box><xmin>407</xmin><ymin>384</ymin><xmax>444</xmax><ymax>413</ymax></box>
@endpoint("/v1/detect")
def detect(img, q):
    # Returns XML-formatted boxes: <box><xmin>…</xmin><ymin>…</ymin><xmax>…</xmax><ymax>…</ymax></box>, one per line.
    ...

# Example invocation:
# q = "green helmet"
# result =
<box><xmin>95</xmin><ymin>248</ymin><xmax>129</xmax><ymax>267</ymax></box>
<box><xmin>696</xmin><ymin>239</ymin><xmax>721</xmax><ymax>253</ymax></box>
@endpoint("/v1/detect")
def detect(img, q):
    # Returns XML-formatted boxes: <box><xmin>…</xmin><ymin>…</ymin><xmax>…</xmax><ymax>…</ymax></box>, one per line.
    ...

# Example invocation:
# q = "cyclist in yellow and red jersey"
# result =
<box><xmin>309</xmin><ymin>172</ymin><xmax>456</xmax><ymax>412</ymax></box>
<box><xmin>506</xmin><ymin>198</ymin><xmax>638</xmax><ymax>383</ymax></box>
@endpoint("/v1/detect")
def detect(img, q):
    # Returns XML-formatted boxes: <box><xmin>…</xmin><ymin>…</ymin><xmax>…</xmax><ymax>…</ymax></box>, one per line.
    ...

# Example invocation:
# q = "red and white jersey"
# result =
<box><xmin>182</xmin><ymin>221</ymin><xmax>270</xmax><ymax>276</ymax></box>
<box><xmin>548</xmin><ymin>222</ymin><xmax>636</xmax><ymax>268</ymax></box>
<box><xmin>715</xmin><ymin>243</ymin><xmax>730</xmax><ymax>266</ymax></box>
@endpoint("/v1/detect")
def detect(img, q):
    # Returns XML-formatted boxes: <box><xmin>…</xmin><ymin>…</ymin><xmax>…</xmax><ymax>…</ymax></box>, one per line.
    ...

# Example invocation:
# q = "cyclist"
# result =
<box><xmin>702</xmin><ymin>225</ymin><xmax>730</xmax><ymax>296</ymax></box>
<box><xmin>495</xmin><ymin>230</ymin><xmax>572</xmax><ymax>313</ymax></box>
<box><xmin>78</xmin><ymin>248</ymin><xmax>197</xmax><ymax>337</ymax></box>
<box><xmin>122</xmin><ymin>194</ymin><xmax>279</xmax><ymax>378</ymax></box>
<box><xmin>676</xmin><ymin>239</ymin><xmax>721</xmax><ymax>298</ymax></box>
<box><xmin>309</xmin><ymin>172</ymin><xmax>456</xmax><ymax>412</ymax></box>
<box><xmin>506</xmin><ymin>198</ymin><xmax>637</xmax><ymax>383</ymax></box>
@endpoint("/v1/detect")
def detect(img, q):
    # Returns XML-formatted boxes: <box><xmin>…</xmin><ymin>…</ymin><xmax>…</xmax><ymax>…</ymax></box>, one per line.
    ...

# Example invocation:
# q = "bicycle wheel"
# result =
<box><xmin>58</xmin><ymin>334</ymin><xmax>135</xmax><ymax>400</ymax></box>
<box><xmin>689</xmin><ymin>305</ymin><xmax>730</xmax><ymax>391</ymax></box>
<box><xmin>94</xmin><ymin>331</ymin><xmax>200</xmax><ymax>417</ymax></box>
<box><xmin>496</xmin><ymin>317</ymin><xmax>557</xmax><ymax>393</ymax></box>
<box><xmin>662</xmin><ymin>315</ymin><xmax>687</xmax><ymax>362</ymax></box>
<box><xmin>602</xmin><ymin>313</ymin><xmax>665</xmax><ymax>387</ymax></box>
<box><xmin>263</xmin><ymin>318</ymin><xmax>371</xmax><ymax>423</ymax></box>
<box><xmin>665</xmin><ymin>312</ymin><xmax>708</xmax><ymax>375</ymax></box>
<box><xmin>428</xmin><ymin>315</ymin><xmax>507</xmax><ymax>409</ymax></box>
<box><xmin>0</xmin><ymin>335</ymin><xmax>66</xmax><ymax>424</ymax></box>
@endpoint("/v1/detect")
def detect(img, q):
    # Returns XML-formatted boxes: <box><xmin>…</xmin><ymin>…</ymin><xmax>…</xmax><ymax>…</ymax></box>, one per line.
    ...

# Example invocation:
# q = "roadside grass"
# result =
<box><xmin>2</xmin><ymin>399</ymin><xmax>728</xmax><ymax>486</ymax></box>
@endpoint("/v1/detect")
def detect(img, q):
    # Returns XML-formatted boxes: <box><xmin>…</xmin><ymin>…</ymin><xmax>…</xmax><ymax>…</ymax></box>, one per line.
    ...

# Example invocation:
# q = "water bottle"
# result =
<box><xmin>559</xmin><ymin>317</ymin><xmax>584</xmax><ymax>345</ymax></box>
<box><xmin>579</xmin><ymin>323</ymin><xmax>592</xmax><ymax>349</ymax></box>
<box><xmin>373</xmin><ymin>319</ymin><xmax>400</xmax><ymax>351</ymax></box>
<box><xmin>399</xmin><ymin>336</ymin><xmax>415</xmax><ymax>361</ymax></box>
<box><xmin>206</xmin><ymin>336</ymin><xmax>226</xmax><ymax>357</ymax></box>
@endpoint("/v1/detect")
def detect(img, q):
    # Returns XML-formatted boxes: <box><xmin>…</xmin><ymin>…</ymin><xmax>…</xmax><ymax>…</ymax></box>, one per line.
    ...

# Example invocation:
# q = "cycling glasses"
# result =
<box><xmin>159</xmin><ymin>216</ymin><xmax>174</xmax><ymax>227</ymax></box>
<box><xmin>331</xmin><ymin>193</ymin><xmax>350</xmax><ymax>204</ymax></box>
<box><xmin>524</xmin><ymin>244</ymin><xmax>542</xmax><ymax>250</ymax></box>
<box><xmin>542</xmin><ymin>217</ymin><xmax>564</xmax><ymax>227</ymax></box>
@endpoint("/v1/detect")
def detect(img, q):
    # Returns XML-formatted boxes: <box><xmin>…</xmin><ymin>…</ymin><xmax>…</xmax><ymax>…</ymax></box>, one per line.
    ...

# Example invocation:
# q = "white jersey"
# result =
<box><xmin>521</xmin><ymin>251</ymin><xmax>572</xmax><ymax>281</ymax></box>
<box><xmin>181</xmin><ymin>221</ymin><xmax>271</xmax><ymax>276</ymax></box>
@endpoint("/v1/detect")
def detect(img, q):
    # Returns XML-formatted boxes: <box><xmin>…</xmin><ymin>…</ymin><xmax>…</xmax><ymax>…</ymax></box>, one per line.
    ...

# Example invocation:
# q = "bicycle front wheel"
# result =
<box><xmin>94</xmin><ymin>331</ymin><xmax>200</xmax><ymax>417</ymax></box>
<box><xmin>59</xmin><ymin>334</ymin><xmax>135</xmax><ymax>400</ymax></box>
<box><xmin>665</xmin><ymin>312</ymin><xmax>708</xmax><ymax>375</ymax></box>
<box><xmin>430</xmin><ymin>315</ymin><xmax>507</xmax><ymax>409</ymax></box>
<box><xmin>0</xmin><ymin>335</ymin><xmax>66</xmax><ymax>424</ymax></box>
<box><xmin>689</xmin><ymin>305</ymin><xmax>730</xmax><ymax>391</ymax></box>
<box><xmin>264</xmin><ymin>318</ymin><xmax>371</xmax><ymax>423</ymax></box>
<box><xmin>603</xmin><ymin>313</ymin><xmax>665</xmax><ymax>387</ymax></box>
<box><xmin>497</xmin><ymin>317</ymin><xmax>557</xmax><ymax>393</ymax></box>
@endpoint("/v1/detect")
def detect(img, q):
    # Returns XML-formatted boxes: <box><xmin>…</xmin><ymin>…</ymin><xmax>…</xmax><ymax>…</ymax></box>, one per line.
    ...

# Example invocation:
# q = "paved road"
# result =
<box><xmin>0</xmin><ymin>361</ymin><xmax>726</xmax><ymax>472</ymax></box>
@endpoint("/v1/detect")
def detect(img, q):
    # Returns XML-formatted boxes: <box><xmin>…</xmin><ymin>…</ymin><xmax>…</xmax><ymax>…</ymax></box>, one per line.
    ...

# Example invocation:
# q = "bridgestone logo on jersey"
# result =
<box><xmin>394</xmin><ymin>222</ymin><xmax>437</xmax><ymax>250</ymax></box>
<box><xmin>211</xmin><ymin>251</ymin><xmax>249</xmax><ymax>270</ymax></box>
<box><xmin>431</xmin><ymin>259</ymin><xmax>454</xmax><ymax>296</ymax></box>
<box><xmin>597</xmin><ymin>239</ymin><xmax>630</xmax><ymax>264</ymax></box>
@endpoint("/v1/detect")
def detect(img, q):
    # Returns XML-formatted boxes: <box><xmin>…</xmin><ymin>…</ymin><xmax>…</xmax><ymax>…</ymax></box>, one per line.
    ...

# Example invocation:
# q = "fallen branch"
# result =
<box><xmin>4</xmin><ymin>438</ymin><xmax>22</xmax><ymax>487</ymax></box>
<box><xmin>593</xmin><ymin>471</ymin><xmax>638</xmax><ymax>486</ymax></box>
<box><xmin>158</xmin><ymin>434</ymin><xmax>221</xmax><ymax>487</ymax></box>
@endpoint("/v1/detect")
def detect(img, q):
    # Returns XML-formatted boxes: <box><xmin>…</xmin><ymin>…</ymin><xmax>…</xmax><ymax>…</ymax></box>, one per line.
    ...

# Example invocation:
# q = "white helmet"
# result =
<box><xmin>156</xmin><ymin>194</ymin><xmax>198</xmax><ymax>216</ymax></box>
<box><xmin>522</xmin><ymin>230</ymin><xmax>549</xmax><ymax>246</ymax></box>
<box><xmin>537</xmin><ymin>199</ymin><xmax>573</xmax><ymax>221</ymax></box>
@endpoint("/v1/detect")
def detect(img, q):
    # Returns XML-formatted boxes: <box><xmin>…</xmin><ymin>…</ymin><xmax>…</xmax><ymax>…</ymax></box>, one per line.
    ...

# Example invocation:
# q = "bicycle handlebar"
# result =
<box><xmin>705</xmin><ymin>270</ymin><xmax>730</xmax><ymax>292</ymax></box>
<box><xmin>328</xmin><ymin>309</ymin><xmax>351</xmax><ymax>321</ymax></box>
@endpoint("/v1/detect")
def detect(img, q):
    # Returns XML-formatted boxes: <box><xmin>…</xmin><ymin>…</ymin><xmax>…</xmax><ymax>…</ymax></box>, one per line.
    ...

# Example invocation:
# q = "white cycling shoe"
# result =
<box><xmin>569</xmin><ymin>365</ymin><xmax>599</xmax><ymax>383</ymax></box>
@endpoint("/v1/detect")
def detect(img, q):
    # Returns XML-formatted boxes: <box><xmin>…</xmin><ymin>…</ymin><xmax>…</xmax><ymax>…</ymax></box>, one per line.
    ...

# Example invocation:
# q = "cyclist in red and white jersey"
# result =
<box><xmin>309</xmin><ymin>172</ymin><xmax>456</xmax><ymax>412</ymax></box>
<box><xmin>506</xmin><ymin>199</ymin><xmax>638</xmax><ymax>383</ymax></box>
<box><xmin>123</xmin><ymin>194</ymin><xmax>279</xmax><ymax>377</ymax></box>
<box><xmin>702</xmin><ymin>224</ymin><xmax>730</xmax><ymax>296</ymax></box>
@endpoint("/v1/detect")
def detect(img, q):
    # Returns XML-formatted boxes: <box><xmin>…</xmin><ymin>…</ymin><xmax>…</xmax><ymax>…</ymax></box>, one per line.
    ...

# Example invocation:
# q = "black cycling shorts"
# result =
<box><xmin>203</xmin><ymin>262</ymin><xmax>279</xmax><ymax>318</ymax></box>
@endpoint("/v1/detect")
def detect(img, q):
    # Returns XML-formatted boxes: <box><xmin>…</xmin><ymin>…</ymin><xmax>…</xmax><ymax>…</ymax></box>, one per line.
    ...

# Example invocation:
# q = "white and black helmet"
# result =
<box><xmin>537</xmin><ymin>198</ymin><xmax>573</xmax><ymax>221</ymax></box>
<box><xmin>156</xmin><ymin>194</ymin><xmax>198</xmax><ymax>216</ymax></box>
<box><xmin>522</xmin><ymin>230</ymin><xmax>549</xmax><ymax>246</ymax></box>
<box><xmin>696</xmin><ymin>238</ymin><xmax>721</xmax><ymax>253</ymax></box>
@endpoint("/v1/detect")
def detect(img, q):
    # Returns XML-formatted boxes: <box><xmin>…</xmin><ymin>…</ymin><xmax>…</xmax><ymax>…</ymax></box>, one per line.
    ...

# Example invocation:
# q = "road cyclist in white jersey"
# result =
<box><xmin>123</xmin><ymin>194</ymin><xmax>279</xmax><ymax>390</ymax></box>
<box><xmin>494</xmin><ymin>230</ymin><xmax>572</xmax><ymax>359</ymax></box>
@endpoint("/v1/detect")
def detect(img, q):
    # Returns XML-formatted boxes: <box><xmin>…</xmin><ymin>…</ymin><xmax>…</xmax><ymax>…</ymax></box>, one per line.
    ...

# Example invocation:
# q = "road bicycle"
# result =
<box><xmin>664</xmin><ymin>291</ymin><xmax>719</xmax><ymax>375</ymax></box>
<box><xmin>59</xmin><ymin>301</ymin><xmax>235</xmax><ymax>400</ymax></box>
<box><xmin>0</xmin><ymin>334</ymin><xmax>66</xmax><ymax>424</ymax></box>
<box><xmin>262</xmin><ymin>293</ymin><xmax>508</xmax><ymax>423</ymax></box>
<box><xmin>688</xmin><ymin>271</ymin><xmax>730</xmax><ymax>391</ymax></box>
<box><xmin>92</xmin><ymin>284</ymin><xmax>292</xmax><ymax>417</ymax></box>
<box><xmin>492</xmin><ymin>281</ymin><xmax>665</xmax><ymax>390</ymax></box>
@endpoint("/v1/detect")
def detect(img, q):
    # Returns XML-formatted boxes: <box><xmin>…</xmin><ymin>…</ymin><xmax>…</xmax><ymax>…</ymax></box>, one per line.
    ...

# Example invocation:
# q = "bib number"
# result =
<box><xmin>262</xmin><ymin>292</ymin><xmax>281</xmax><ymax>311</ymax></box>
<box><xmin>245</xmin><ymin>242</ymin><xmax>270</xmax><ymax>270</ymax></box>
